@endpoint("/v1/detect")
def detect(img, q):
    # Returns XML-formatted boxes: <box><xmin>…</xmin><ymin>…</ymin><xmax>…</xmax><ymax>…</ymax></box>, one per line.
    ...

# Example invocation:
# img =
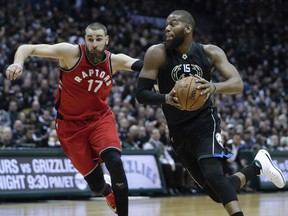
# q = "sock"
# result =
<box><xmin>231</xmin><ymin>212</ymin><xmax>244</xmax><ymax>216</ymax></box>
<box><xmin>102</xmin><ymin>183</ymin><xmax>112</xmax><ymax>196</ymax></box>
<box><xmin>240</xmin><ymin>161</ymin><xmax>261</xmax><ymax>182</ymax></box>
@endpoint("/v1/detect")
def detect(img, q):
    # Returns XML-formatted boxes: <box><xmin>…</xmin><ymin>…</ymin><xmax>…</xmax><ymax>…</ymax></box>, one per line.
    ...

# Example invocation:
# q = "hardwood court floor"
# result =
<box><xmin>0</xmin><ymin>192</ymin><xmax>287</xmax><ymax>216</ymax></box>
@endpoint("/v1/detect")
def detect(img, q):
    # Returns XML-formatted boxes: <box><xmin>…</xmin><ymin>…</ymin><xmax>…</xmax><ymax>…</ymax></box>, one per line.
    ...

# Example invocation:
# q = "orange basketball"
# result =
<box><xmin>174</xmin><ymin>76</ymin><xmax>206</xmax><ymax>111</ymax></box>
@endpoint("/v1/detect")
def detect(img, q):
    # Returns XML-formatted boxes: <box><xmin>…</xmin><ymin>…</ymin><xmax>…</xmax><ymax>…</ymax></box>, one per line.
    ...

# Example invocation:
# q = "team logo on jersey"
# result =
<box><xmin>171</xmin><ymin>64</ymin><xmax>203</xmax><ymax>81</ymax></box>
<box><xmin>74</xmin><ymin>69</ymin><xmax>111</xmax><ymax>84</ymax></box>
<box><xmin>74</xmin><ymin>69</ymin><xmax>112</xmax><ymax>93</ymax></box>
<box><xmin>215</xmin><ymin>133</ymin><xmax>224</xmax><ymax>148</ymax></box>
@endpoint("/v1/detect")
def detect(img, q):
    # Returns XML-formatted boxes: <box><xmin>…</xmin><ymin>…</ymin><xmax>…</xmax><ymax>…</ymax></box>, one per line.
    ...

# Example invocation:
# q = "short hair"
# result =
<box><xmin>170</xmin><ymin>10</ymin><xmax>195</xmax><ymax>28</ymax></box>
<box><xmin>85</xmin><ymin>22</ymin><xmax>107</xmax><ymax>35</ymax></box>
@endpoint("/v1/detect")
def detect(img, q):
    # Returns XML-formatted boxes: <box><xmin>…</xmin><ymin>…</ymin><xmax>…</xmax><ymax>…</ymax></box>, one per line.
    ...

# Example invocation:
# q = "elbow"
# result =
<box><xmin>233</xmin><ymin>77</ymin><xmax>244</xmax><ymax>93</ymax></box>
<box><xmin>135</xmin><ymin>91</ymin><xmax>144</xmax><ymax>104</ymax></box>
<box><xmin>18</xmin><ymin>44</ymin><xmax>34</xmax><ymax>55</ymax></box>
<box><xmin>239</xmin><ymin>79</ymin><xmax>244</xmax><ymax>93</ymax></box>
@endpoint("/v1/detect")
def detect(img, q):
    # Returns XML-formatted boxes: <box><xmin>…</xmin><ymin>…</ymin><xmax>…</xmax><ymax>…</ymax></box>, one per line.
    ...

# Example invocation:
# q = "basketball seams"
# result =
<box><xmin>175</xmin><ymin>80</ymin><xmax>183</xmax><ymax>108</ymax></box>
<box><xmin>189</xmin><ymin>81</ymin><xmax>201</xmax><ymax>110</ymax></box>
<box><xmin>185</xmin><ymin>77</ymin><xmax>193</xmax><ymax>109</ymax></box>
<box><xmin>175</xmin><ymin>76</ymin><xmax>205</xmax><ymax>111</ymax></box>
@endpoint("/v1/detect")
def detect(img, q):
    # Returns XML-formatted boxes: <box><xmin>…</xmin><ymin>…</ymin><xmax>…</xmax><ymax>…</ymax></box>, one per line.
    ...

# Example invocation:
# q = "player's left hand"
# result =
<box><xmin>194</xmin><ymin>74</ymin><xmax>215</xmax><ymax>101</ymax></box>
<box><xmin>5</xmin><ymin>63</ymin><xmax>23</xmax><ymax>80</ymax></box>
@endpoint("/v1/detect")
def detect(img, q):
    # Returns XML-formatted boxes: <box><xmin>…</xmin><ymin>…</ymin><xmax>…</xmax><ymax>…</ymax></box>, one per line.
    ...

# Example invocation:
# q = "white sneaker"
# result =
<box><xmin>254</xmin><ymin>149</ymin><xmax>286</xmax><ymax>188</ymax></box>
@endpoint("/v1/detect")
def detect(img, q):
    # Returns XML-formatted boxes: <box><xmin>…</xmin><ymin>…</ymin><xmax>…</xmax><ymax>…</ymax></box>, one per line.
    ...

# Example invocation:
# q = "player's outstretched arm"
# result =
<box><xmin>111</xmin><ymin>53</ymin><xmax>142</xmax><ymax>73</ymax></box>
<box><xmin>5</xmin><ymin>43</ymin><xmax>78</xmax><ymax>80</ymax></box>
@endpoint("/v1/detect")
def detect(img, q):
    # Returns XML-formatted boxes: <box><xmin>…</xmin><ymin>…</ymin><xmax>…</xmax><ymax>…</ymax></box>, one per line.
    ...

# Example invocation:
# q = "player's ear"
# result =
<box><xmin>105</xmin><ymin>36</ymin><xmax>109</xmax><ymax>45</ymax></box>
<box><xmin>185</xmin><ymin>25</ymin><xmax>192</xmax><ymax>34</ymax></box>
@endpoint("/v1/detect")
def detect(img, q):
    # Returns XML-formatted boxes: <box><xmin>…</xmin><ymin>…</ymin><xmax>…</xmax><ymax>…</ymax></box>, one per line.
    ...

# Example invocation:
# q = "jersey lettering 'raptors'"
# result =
<box><xmin>55</xmin><ymin>43</ymin><xmax>113</xmax><ymax>120</ymax></box>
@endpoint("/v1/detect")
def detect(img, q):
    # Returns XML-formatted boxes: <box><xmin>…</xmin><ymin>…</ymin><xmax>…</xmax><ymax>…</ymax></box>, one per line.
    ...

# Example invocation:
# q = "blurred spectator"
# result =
<box><xmin>122</xmin><ymin>124</ymin><xmax>149</xmax><ymax>149</ymax></box>
<box><xmin>38</xmin><ymin>79</ymin><xmax>54</xmax><ymax>109</ymax></box>
<box><xmin>143</xmin><ymin>128</ymin><xmax>178</xmax><ymax>195</ymax></box>
<box><xmin>0</xmin><ymin>108</ymin><xmax>11</xmax><ymax>127</ymax></box>
<box><xmin>8</xmin><ymin>100</ymin><xmax>19</xmax><ymax>126</ymax></box>
<box><xmin>137</xmin><ymin>125</ymin><xmax>149</xmax><ymax>148</ymax></box>
<box><xmin>118</xmin><ymin>117</ymin><xmax>130</xmax><ymax>142</ymax></box>
<box><xmin>267</xmin><ymin>134</ymin><xmax>280</xmax><ymax>151</ymax></box>
<box><xmin>48</xmin><ymin>129</ymin><xmax>60</xmax><ymax>147</ymax></box>
<box><xmin>12</xmin><ymin>119</ymin><xmax>25</xmax><ymax>145</ymax></box>
<box><xmin>226</xmin><ymin>123</ymin><xmax>235</xmax><ymax>139</ymax></box>
<box><xmin>36</xmin><ymin>109</ymin><xmax>53</xmax><ymax>147</ymax></box>
<box><xmin>280</xmin><ymin>135</ymin><xmax>288</xmax><ymax>151</ymax></box>
<box><xmin>242</xmin><ymin>130</ymin><xmax>256</xmax><ymax>149</ymax></box>
<box><xmin>29</xmin><ymin>100</ymin><xmax>43</xmax><ymax>120</ymax></box>
<box><xmin>224</xmin><ymin>133</ymin><xmax>247</xmax><ymax>175</ymax></box>
<box><xmin>21</xmin><ymin>76</ymin><xmax>35</xmax><ymax>109</ymax></box>
<box><xmin>21</xmin><ymin>126</ymin><xmax>40</xmax><ymax>147</ymax></box>
<box><xmin>122</xmin><ymin>125</ymin><xmax>141</xmax><ymax>149</ymax></box>
<box><xmin>0</xmin><ymin>126</ymin><xmax>16</xmax><ymax>148</ymax></box>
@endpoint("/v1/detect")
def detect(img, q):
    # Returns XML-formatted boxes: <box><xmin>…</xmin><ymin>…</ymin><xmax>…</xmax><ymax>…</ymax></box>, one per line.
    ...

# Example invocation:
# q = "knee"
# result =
<box><xmin>103</xmin><ymin>152</ymin><xmax>124</xmax><ymax>175</ymax></box>
<box><xmin>203</xmin><ymin>183</ymin><xmax>222</xmax><ymax>203</ymax></box>
<box><xmin>204</xmin><ymin>173</ymin><xmax>238</xmax><ymax>205</ymax></box>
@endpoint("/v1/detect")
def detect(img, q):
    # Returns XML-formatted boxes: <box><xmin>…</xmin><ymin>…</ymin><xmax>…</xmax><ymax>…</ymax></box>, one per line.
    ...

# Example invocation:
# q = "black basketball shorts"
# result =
<box><xmin>168</xmin><ymin>107</ymin><xmax>232</xmax><ymax>187</ymax></box>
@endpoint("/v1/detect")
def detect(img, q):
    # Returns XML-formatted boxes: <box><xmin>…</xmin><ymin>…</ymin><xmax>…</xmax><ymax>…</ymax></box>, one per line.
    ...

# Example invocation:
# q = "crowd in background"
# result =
<box><xmin>0</xmin><ymin>0</ymin><xmax>288</xmax><ymax>194</ymax></box>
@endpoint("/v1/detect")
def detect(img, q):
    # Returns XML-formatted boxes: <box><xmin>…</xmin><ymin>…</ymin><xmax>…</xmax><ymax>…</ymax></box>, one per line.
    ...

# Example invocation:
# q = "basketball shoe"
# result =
<box><xmin>254</xmin><ymin>149</ymin><xmax>286</xmax><ymax>188</ymax></box>
<box><xmin>104</xmin><ymin>174</ymin><xmax>117</xmax><ymax>214</ymax></box>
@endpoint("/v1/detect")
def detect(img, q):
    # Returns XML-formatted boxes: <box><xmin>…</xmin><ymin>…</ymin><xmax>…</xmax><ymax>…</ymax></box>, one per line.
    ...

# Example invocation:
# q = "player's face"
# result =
<box><xmin>85</xmin><ymin>28</ymin><xmax>109</xmax><ymax>55</ymax></box>
<box><xmin>165</xmin><ymin>15</ymin><xmax>186</xmax><ymax>49</ymax></box>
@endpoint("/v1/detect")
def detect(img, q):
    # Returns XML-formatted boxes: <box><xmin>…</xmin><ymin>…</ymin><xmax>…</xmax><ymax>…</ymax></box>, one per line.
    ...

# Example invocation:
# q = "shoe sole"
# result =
<box><xmin>258</xmin><ymin>149</ymin><xmax>286</xmax><ymax>188</ymax></box>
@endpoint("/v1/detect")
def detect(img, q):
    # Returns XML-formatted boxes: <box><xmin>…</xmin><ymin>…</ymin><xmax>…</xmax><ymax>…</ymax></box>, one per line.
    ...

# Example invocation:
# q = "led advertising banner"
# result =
<box><xmin>122</xmin><ymin>154</ymin><xmax>163</xmax><ymax>190</ymax></box>
<box><xmin>0</xmin><ymin>157</ymin><xmax>90</xmax><ymax>196</ymax></box>
<box><xmin>0</xmin><ymin>149</ymin><xmax>165</xmax><ymax>198</ymax></box>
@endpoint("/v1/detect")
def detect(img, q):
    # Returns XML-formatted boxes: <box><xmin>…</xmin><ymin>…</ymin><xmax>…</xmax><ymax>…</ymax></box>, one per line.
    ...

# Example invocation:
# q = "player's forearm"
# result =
<box><xmin>136</xmin><ymin>77</ymin><xmax>166</xmax><ymax>105</ymax></box>
<box><xmin>214</xmin><ymin>77</ymin><xmax>243</xmax><ymax>94</ymax></box>
<box><xmin>13</xmin><ymin>45</ymin><xmax>35</xmax><ymax>65</ymax></box>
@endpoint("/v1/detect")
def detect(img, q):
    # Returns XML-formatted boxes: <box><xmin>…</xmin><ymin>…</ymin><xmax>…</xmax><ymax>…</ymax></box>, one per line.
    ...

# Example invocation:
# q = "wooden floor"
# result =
<box><xmin>0</xmin><ymin>192</ymin><xmax>287</xmax><ymax>216</ymax></box>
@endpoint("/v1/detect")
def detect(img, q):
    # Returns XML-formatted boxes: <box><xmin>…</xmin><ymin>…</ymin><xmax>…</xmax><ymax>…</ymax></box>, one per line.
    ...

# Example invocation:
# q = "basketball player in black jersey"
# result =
<box><xmin>136</xmin><ymin>10</ymin><xmax>286</xmax><ymax>216</ymax></box>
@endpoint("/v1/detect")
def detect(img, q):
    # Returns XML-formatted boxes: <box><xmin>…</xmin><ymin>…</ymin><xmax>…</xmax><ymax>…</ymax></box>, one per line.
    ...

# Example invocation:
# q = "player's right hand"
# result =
<box><xmin>5</xmin><ymin>63</ymin><xmax>23</xmax><ymax>80</ymax></box>
<box><xmin>165</xmin><ymin>88</ymin><xmax>183</xmax><ymax>110</ymax></box>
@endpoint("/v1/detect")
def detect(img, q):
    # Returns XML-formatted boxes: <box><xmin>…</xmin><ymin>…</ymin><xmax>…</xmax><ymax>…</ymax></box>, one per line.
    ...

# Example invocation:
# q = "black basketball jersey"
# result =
<box><xmin>157</xmin><ymin>42</ymin><xmax>213</xmax><ymax>125</ymax></box>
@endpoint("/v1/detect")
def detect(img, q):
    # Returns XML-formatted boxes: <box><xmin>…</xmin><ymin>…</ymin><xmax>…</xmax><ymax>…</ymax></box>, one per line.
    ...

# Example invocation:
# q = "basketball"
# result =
<box><xmin>174</xmin><ymin>76</ymin><xmax>206</xmax><ymax>111</ymax></box>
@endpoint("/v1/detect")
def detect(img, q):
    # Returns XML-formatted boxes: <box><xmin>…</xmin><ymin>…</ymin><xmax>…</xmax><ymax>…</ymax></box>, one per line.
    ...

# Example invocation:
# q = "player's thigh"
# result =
<box><xmin>56</xmin><ymin>119</ymin><xmax>96</xmax><ymax>175</ymax></box>
<box><xmin>89</xmin><ymin>112</ymin><xmax>122</xmax><ymax>156</ymax></box>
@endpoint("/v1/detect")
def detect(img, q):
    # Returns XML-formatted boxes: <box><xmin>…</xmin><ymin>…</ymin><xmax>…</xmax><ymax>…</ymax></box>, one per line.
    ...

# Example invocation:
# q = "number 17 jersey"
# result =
<box><xmin>55</xmin><ymin>43</ymin><xmax>113</xmax><ymax>120</ymax></box>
